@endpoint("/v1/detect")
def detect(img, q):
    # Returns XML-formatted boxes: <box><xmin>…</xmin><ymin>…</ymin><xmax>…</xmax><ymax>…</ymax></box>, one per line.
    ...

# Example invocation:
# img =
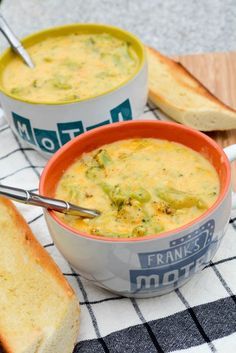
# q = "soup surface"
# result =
<box><xmin>55</xmin><ymin>138</ymin><xmax>220</xmax><ymax>238</ymax></box>
<box><xmin>2</xmin><ymin>33</ymin><xmax>138</xmax><ymax>103</ymax></box>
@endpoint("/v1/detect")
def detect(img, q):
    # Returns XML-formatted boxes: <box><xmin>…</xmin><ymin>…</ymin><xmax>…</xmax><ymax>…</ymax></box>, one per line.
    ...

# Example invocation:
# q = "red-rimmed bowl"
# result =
<box><xmin>39</xmin><ymin>120</ymin><xmax>236</xmax><ymax>297</ymax></box>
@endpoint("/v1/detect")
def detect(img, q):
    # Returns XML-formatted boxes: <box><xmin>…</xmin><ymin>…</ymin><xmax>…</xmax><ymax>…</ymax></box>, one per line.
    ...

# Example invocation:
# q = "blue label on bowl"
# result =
<box><xmin>12</xmin><ymin>99</ymin><xmax>133</xmax><ymax>154</ymax></box>
<box><xmin>130</xmin><ymin>220</ymin><xmax>216</xmax><ymax>293</ymax></box>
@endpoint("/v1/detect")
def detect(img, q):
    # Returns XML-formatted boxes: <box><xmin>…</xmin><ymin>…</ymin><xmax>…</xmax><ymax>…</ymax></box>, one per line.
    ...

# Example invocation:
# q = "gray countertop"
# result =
<box><xmin>0</xmin><ymin>0</ymin><xmax>236</xmax><ymax>55</ymax></box>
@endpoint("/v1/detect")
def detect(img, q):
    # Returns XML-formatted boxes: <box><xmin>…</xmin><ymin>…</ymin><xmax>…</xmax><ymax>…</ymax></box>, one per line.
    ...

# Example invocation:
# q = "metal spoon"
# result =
<box><xmin>0</xmin><ymin>14</ymin><xmax>34</xmax><ymax>68</ymax></box>
<box><xmin>0</xmin><ymin>184</ymin><xmax>100</xmax><ymax>218</ymax></box>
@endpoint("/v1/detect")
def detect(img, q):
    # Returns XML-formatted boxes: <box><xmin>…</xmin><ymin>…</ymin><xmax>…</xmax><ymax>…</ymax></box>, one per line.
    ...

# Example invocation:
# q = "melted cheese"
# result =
<box><xmin>2</xmin><ymin>33</ymin><xmax>138</xmax><ymax>103</ymax></box>
<box><xmin>55</xmin><ymin>138</ymin><xmax>220</xmax><ymax>238</ymax></box>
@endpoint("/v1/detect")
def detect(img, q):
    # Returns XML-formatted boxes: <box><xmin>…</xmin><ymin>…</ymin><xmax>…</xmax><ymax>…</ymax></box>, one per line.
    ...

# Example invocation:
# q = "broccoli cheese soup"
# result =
<box><xmin>55</xmin><ymin>138</ymin><xmax>220</xmax><ymax>239</ymax></box>
<box><xmin>2</xmin><ymin>33</ymin><xmax>138</xmax><ymax>103</ymax></box>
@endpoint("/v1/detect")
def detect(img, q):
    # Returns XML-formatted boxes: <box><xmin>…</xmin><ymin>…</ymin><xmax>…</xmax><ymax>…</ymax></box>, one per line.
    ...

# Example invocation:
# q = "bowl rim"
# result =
<box><xmin>0</xmin><ymin>23</ymin><xmax>146</xmax><ymax>106</ymax></box>
<box><xmin>39</xmin><ymin>120</ymin><xmax>231</xmax><ymax>243</ymax></box>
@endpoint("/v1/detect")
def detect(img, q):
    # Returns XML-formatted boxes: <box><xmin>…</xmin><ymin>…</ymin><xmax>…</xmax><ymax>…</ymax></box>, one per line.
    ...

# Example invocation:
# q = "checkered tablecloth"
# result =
<box><xmin>0</xmin><ymin>105</ymin><xmax>236</xmax><ymax>353</ymax></box>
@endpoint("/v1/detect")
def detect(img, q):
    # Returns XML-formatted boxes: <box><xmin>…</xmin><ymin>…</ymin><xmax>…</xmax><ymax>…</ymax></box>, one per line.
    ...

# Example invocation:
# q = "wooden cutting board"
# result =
<box><xmin>174</xmin><ymin>51</ymin><xmax>236</xmax><ymax>148</ymax></box>
<box><xmin>174</xmin><ymin>51</ymin><xmax>236</xmax><ymax>188</ymax></box>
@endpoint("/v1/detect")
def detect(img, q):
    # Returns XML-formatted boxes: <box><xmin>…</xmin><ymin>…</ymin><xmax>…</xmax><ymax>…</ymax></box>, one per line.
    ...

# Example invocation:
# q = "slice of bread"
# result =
<box><xmin>147</xmin><ymin>46</ymin><xmax>236</xmax><ymax>131</ymax></box>
<box><xmin>0</xmin><ymin>196</ymin><xmax>79</xmax><ymax>353</ymax></box>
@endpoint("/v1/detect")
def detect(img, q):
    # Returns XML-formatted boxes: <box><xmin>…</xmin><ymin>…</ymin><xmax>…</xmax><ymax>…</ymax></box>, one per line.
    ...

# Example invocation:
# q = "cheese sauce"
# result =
<box><xmin>55</xmin><ymin>138</ymin><xmax>220</xmax><ymax>239</ymax></box>
<box><xmin>2</xmin><ymin>33</ymin><xmax>138</xmax><ymax>103</ymax></box>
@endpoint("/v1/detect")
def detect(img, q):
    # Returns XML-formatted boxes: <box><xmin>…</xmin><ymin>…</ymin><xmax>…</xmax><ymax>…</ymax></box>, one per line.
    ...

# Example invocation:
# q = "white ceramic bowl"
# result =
<box><xmin>0</xmin><ymin>24</ymin><xmax>147</xmax><ymax>158</ymax></box>
<box><xmin>40</xmin><ymin>120</ymin><xmax>236</xmax><ymax>298</ymax></box>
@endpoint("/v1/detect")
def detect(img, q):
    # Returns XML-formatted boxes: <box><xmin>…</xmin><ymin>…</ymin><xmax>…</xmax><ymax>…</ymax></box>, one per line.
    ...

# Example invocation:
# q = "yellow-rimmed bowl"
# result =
<box><xmin>0</xmin><ymin>23</ymin><xmax>147</xmax><ymax>157</ymax></box>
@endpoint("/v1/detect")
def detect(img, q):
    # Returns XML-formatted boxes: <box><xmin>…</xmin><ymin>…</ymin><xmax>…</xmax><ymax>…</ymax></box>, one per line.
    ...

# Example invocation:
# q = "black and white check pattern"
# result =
<box><xmin>0</xmin><ymin>106</ymin><xmax>236</xmax><ymax>353</ymax></box>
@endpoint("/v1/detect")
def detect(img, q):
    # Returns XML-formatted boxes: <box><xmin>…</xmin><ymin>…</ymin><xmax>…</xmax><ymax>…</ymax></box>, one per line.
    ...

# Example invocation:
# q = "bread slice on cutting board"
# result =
<box><xmin>0</xmin><ymin>196</ymin><xmax>79</xmax><ymax>353</ymax></box>
<box><xmin>147</xmin><ymin>46</ymin><xmax>236</xmax><ymax>131</ymax></box>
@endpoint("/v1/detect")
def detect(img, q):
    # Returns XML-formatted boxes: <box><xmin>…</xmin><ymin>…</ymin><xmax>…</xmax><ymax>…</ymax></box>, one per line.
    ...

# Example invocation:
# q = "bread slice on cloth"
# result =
<box><xmin>147</xmin><ymin>46</ymin><xmax>236</xmax><ymax>131</ymax></box>
<box><xmin>0</xmin><ymin>196</ymin><xmax>79</xmax><ymax>353</ymax></box>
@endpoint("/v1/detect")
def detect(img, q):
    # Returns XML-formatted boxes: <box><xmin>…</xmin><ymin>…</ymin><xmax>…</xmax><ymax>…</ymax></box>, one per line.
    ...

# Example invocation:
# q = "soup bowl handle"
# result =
<box><xmin>224</xmin><ymin>144</ymin><xmax>236</xmax><ymax>209</ymax></box>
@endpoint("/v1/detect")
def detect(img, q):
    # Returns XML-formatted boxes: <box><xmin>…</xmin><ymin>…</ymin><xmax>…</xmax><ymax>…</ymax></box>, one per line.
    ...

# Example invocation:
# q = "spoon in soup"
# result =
<box><xmin>0</xmin><ymin>184</ymin><xmax>100</xmax><ymax>218</ymax></box>
<box><xmin>0</xmin><ymin>14</ymin><xmax>34</xmax><ymax>68</ymax></box>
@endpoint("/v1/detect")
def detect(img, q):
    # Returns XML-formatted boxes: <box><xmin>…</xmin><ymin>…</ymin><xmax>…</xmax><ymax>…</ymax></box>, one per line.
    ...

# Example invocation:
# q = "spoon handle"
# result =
<box><xmin>0</xmin><ymin>184</ymin><xmax>100</xmax><ymax>218</ymax></box>
<box><xmin>0</xmin><ymin>14</ymin><xmax>34</xmax><ymax>68</ymax></box>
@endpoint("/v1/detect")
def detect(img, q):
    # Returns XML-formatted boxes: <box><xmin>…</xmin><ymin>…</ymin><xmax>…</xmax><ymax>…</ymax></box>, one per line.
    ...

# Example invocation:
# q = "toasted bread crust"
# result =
<box><xmin>0</xmin><ymin>196</ymin><xmax>79</xmax><ymax>353</ymax></box>
<box><xmin>147</xmin><ymin>46</ymin><xmax>236</xmax><ymax>114</ymax></box>
<box><xmin>0</xmin><ymin>339</ymin><xmax>13</xmax><ymax>353</ymax></box>
<box><xmin>0</xmin><ymin>196</ymin><xmax>75</xmax><ymax>296</ymax></box>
